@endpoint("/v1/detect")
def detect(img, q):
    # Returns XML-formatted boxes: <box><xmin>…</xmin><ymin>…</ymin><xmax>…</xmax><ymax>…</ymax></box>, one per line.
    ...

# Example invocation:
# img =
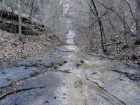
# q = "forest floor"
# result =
<box><xmin>0</xmin><ymin>30</ymin><xmax>65</xmax><ymax>62</ymax></box>
<box><xmin>0</xmin><ymin>26</ymin><xmax>140</xmax><ymax>105</ymax></box>
<box><xmin>75</xmin><ymin>34</ymin><xmax>140</xmax><ymax>70</ymax></box>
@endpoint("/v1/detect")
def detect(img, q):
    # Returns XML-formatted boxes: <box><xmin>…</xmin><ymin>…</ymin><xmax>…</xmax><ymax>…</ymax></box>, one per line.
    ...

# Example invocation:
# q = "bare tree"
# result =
<box><xmin>18</xmin><ymin>0</ymin><xmax>21</xmax><ymax>36</ymax></box>
<box><xmin>90</xmin><ymin>0</ymin><xmax>107</xmax><ymax>54</ymax></box>
<box><xmin>136</xmin><ymin>0</ymin><xmax>140</xmax><ymax>39</ymax></box>
<box><xmin>2</xmin><ymin>0</ymin><xmax>4</xmax><ymax>8</ymax></box>
<box><xmin>84</xmin><ymin>0</ymin><xmax>140</xmax><ymax>64</ymax></box>
<box><xmin>29</xmin><ymin>0</ymin><xmax>35</xmax><ymax>20</ymax></box>
<box><xmin>35</xmin><ymin>0</ymin><xmax>62</xmax><ymax>33</ymax></box>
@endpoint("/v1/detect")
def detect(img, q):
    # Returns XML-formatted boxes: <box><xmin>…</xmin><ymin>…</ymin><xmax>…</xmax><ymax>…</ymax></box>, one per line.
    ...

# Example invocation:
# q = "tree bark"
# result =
<box><xmin>2</xmin><ymin>0</ymin><xmax>4</xmax><ymax>8</ymax></box>
<box><xmin>136</xmin><ymin>0</ymin><xmax>140</xmax><ymax>39</ymax></box>
<box><xmin>91</xmin><ymin>0</ymin><xmax>107</xmax><ymax>54</ymax></box>
<box><xmin>29</xmin><ymin>0</ymin><xmax>35</xmax><ymax>20</ymax></box>
<box><xmin>18</xmin><ymin>0</ymin><xmax>22</xmax><ymax>36</ymax></box>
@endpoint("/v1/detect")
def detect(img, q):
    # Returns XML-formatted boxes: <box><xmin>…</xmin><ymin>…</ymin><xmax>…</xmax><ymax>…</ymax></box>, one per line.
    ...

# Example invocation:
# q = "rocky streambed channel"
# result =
<box><xmin>0</xmin><ymin>20</ymin><xmax>140</xmax><ymax>105</ymax></box>
<box><xmin>0</xmin><ymin>0</ymin><xmax>140</xmax><ymax>104</ymax></box>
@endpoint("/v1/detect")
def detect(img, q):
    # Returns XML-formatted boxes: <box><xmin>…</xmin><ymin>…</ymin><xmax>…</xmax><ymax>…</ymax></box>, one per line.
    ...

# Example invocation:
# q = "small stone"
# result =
<box><xmin>53</xmin><ymin>66</ymin><xmax>58</xmax><ymax>69</ymax></box>
<box><xmin>57</xmin><ymin>55</ymin><xmax>61</xmax><ymax>58</ymax></box>
<box><xmin>59</xmin><ymin>63</ymin><xmax>62</xmax><ymax>66</ymax></box>
<box><xmin>80</xmin><ymin>60</ymin><xmax>84</xmax><ymax>63</ymax></box>
<box><xmin>6</xmin><ymin>78</ymin><xmax>11</xmax><ymax>81</ymax></box>
<box><xmin>76</xmin><ymin>63</ymin><xmax>81</xmax><ymax>67</ymax></box>
<box><xmin>92</xmin><ymin>72</ymin><xmax>97</xmax><ymax>75</ymax></box>
<box><xmin>45</xmin><ymin>101</ymin><xmax>49</xmax><ymax>104</ymax></box>
<box><xmin>63</xmin><ymin>61</ymin><xmax>67</xmax><ymax>64</ymax></box>
<box><xmin>1</xmin><ymin>71</ymin><xmax>6</xmax><ymax>74</ymax></box>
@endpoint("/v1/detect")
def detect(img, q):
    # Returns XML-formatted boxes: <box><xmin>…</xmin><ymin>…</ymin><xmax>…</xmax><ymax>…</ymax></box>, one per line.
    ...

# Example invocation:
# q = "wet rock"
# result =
<box><xmin>0</xmin><ymin>1</ymin><xmax>140</xmax><ymax>105</ymax></box>
<box><xmin>80</xmin><ymin>60</ymin><xmax>84</xmax><ymax>63</ymax></box>
<box><xmin>53</xmin><ymin>65</ymin><xmax>58</xmax><ymax>69</ymax></box>
<box><xmin>75</xmin><ymin>63</ymin><xmax>81</xmax><ymax>67</ymax></box>
<box><xmin>135</xmin><ymin>39</ymin><xmax>140</xmax><ymax>45</ymax></box>
<box><xmin>0</xmin><ymin>72</ymin><xmax>63</xmax><ymax>105</ymax></box>
<box><xmin>112</xmin><ymin>69</ymin><xmax>140</xmax><ymax>81</ymax></box>
<box><xmin>30</xmin><ymin>71</ymin><xmax>40</xmax><ymax>77</ymax></box>
<box><xmin>59</xmin><ymin>63</ymin><xmax>63</xmax><ymax>66</ymax></box>
<box><xmin>131</xmin><ymin>54</ymin><xmax>138</xmax><ymax>61</ymax></box>
<box><xmin>63</xmin><ymin>61</ymin><xmax>67</xmax><ymax>64</ymax></box>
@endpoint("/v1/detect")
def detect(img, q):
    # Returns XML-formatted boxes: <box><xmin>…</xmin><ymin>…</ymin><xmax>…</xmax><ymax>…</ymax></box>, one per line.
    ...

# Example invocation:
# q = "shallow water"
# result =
<box><xmin>0</xmin><ymin>0</ymin><xmax>140</xmax><ymax>105</ymax></box>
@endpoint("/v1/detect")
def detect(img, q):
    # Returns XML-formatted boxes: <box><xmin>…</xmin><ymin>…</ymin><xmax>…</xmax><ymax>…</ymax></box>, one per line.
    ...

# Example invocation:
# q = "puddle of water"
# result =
<box><xmin>66</xmin><ymin>39</ymin><xmax>75</xmax><ymax>44</ymax></box>
<box><xmin>65</xmin><ymin>45</ymin><xmax>78</xmax><ymax>51</ymax></box>
<box><xmin>66</xmin><ymin>30</ymin><xmax>76</xmax><ymax>38</ymax></box>
<box><xmin>65</xmin><ymin>28</ymin><xmax>79</xmax><ymax>52</ymax></box>
<box><xmin>62</xmin><ymin>0</ymin><xmax>69</xmax><ymax>14</ymax></box>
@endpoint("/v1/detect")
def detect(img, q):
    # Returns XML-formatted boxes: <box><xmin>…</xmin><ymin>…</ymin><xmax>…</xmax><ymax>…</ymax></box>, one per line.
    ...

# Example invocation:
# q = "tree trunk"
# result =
<box><xmin>91</xmin><ymin>0</ymin><xmax>107</xmax><ymax>54</ymax></box>
<box><xmin>29</xmin><ymin>0</ymin><xmax>35</xmax><ymax>20</ymax></box>
<box><xmin>18</xmin><ymin>0</ymin><xmax>21</xmax><ymax>36</ymax></box>
<box><xmin>2</xmin><ymin>0</ymin><xmax>4</xmax><ymax>8</ymax></box>
<box><xmin>136</xmin><ymin>0</ymin><xmax>140</xmax><ymax>39</ymax></box>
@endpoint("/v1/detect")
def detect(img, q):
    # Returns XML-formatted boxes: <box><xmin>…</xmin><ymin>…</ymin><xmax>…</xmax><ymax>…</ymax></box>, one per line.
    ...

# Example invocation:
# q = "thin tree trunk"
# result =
<box><xmin>18</xmin><ymin>0</ymin><xmax>21</xmax><ymax>36</ymax></box>
<box><xmin>2</xmin><ymin>0</ymin><xmax>4</xmax><ymax>8</ymax></box>
<box><xmin>136</xmin><ymin>0</ymin><xmax>140</xmax><ymax>39</ymax></box>
<box><xmin>29</xmin><ymin>0</ymin><xmax>35</xmax><ymax>20</ymax></box>
<box><xmin>91</xmin><ymin>0</ymin><xmax>107</xmax><ymax>54</ymax></box>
